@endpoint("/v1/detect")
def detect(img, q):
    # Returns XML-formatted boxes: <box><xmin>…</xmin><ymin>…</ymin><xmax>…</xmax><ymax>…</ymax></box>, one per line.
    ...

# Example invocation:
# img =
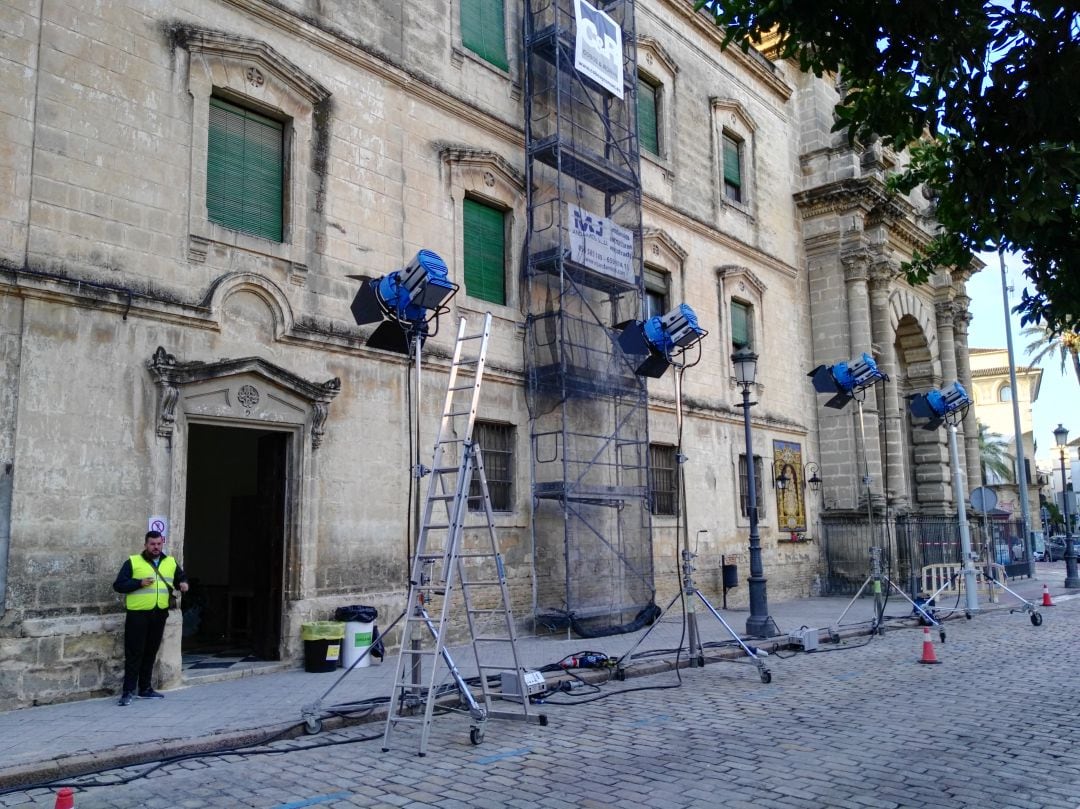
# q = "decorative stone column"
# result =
<box><xmin>843</xmin><ymin>249</ymin><xmax>885</xmax><ymax>510</ymax></box>
<box><xmin>869</xmin><ymin>260</ymin><xmax>909</xmax><ymax>512</ymax></box>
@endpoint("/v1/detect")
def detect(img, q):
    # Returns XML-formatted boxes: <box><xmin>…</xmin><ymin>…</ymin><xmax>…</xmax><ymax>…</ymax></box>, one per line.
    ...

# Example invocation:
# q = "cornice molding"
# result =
<box><xmin>642</xmin><ymin>196</ymin><xmax>798</xmax><ymax>279</ymax></box>
<box><xmin>218</xmin><ymin>0</ymin><xmax>522</xmax><ymax>145</ymax></box>
<box><xmin>663</xmin><ymin>0</ymin><xmax>793</xmax><ymax>101</ymax></box>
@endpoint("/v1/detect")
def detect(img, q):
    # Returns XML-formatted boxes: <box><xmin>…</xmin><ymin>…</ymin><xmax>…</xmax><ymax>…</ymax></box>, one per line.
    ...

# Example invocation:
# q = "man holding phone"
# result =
<box><xmin>112</xmin><ymin>530</ymin><xmax>188</xmax><ymax>706</ymax></box>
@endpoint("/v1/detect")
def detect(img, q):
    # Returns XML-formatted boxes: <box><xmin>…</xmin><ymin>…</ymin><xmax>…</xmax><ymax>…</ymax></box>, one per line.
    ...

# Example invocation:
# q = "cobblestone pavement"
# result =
<box><xmin>2</xmin><ymin>597</ymin><xmax>1077</xmax><ymax>809</ymax></box>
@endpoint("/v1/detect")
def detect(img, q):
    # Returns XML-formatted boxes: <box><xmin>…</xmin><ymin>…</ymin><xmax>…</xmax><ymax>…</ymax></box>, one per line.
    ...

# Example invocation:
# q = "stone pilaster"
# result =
<box><xmin>934</xmin><ymin>299</ymin><xmax>960</xmax><ymax>506</ymax></box>
<box><xmin>869</xmin><ymin>260</ymin><xmax>909</xmax><ymax>512</ymax></box>
<box><xmin>843</xmin><ymin>250</ymin><xmax>884</xmax><ymax>511</ymax></box>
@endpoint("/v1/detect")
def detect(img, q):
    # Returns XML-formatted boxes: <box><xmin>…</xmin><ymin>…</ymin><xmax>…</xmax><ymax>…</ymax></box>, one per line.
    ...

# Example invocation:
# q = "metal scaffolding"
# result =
<box><xmin>524</xmin><ymin>0</ymin><xmax>654</xmax><ymax>634</ymax></box>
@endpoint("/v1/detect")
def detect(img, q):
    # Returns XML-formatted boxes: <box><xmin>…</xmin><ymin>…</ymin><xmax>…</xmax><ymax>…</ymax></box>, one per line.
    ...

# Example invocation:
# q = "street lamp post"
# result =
<box><xmin>733</xmin><ymin>348</ymin><xmax>776</xmax><ymax>637</ymax></box>
<box><xmin>1053</xmin><ymin>424</ymin><xmax>1079</xmax><ymax>588</ymax></box>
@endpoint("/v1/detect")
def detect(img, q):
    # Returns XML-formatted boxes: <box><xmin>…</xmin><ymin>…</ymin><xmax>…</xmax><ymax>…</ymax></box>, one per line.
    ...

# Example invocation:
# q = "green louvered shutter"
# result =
<box><xmin>463</xmin><ymin>198</ymin><xmax>506</xmax><ymax>305</ymax></box>
<box><xmin>722</xmin><ymin>133</ymin><xmax>742</xmax><ymax>202</ymax></box>
<box><xmin>207</xmin><ymin>97</ymin><xmax>284</xmax><ymax>242</ymax></box>
<box><xmin>461</xmin><ymin>0</ymin><xmax>509</xmax><ymax>71</ymax></box>
<box><xmin>731</xmin><ymin>300</ymin><xmax>751</xmax><ymax>349</ymax></box>
<box><xmin>638</xmin><ymin>77</ymin><xmax>659</xmax><ymax>156</ymax></box>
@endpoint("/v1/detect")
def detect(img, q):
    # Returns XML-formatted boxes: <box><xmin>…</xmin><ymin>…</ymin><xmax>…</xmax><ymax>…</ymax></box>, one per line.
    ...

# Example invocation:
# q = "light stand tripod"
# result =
<box><xmin>831</xmin><ymin>388</ymin><xmax>941</xmax><ymax>637</ymax></box>
<box><xmin>615</xmin><ymin>361</ymin><xmax>773</xmax><ymax>684</ymax></box>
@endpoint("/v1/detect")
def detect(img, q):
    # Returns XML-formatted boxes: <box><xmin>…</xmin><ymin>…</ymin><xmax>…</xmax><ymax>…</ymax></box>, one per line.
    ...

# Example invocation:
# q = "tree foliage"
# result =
<box><xmin>1023</xmin><ymin>323</ymin><xmax>1080</xmax><ymax>386</ymax></box>
<box><xmin>977</xmin><ymin>421</ymin><xmax>1014</xmax><ymax>484</ymax></box>
<box><xmin>695</xmin><ymin>1</ymin><xmax>1080</xmax><ymax>334</ymax></box>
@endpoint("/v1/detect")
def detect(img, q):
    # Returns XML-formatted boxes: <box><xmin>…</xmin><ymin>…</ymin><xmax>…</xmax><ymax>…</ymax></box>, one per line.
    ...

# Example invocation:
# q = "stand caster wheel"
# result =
<box><xmin>304</xmin><ymin>717</ymin><xmax>322</xmax><ymax>735</ymax></box>
<box><xmin>939</xmin><ymin>629</ymin><xmax>946</xmax><ymax>643</ymax></box>
<box><xmin>538</xmin><ymin>714</ymin><xmax>549</xmax><ymax>726</ymax></box>
<box><xmin>695</xmin><ymin>655</ymin><xmax>706</xmax><ymax>668</ymax></box>
<box><xmin>964</xmin><ymin>611</ymin><xmax>973</xmax><ymax>620</ymax></box>
<box><xmin>760</xmin><ymin>669</ymin><xmax>772</xmax><ymax>684</ymax></box>
<box><xmin>1031</xmin><ymin>612</ymin><xmax>1043</xmax><ymax>626</ymax></box>
<box><xmin>469</xmin><ymin>727</ymin><xmax>484</xmax><ymax>746</ymax></box>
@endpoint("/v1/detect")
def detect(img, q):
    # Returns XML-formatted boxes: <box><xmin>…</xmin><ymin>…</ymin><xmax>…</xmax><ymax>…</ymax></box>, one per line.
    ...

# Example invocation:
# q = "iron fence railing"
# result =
<box><xmin>820</xmin><ymin>514</ymin><xmax>1032</xmax><ymax>597</ymax></box>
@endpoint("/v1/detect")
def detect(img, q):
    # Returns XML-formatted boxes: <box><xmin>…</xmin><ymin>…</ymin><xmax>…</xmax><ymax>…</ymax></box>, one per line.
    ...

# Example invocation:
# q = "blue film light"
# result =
<box><xmin>643</xmin><ymin>304</ymin><xmax>705</xmax><ymax>355</ymax></box>
<box><xmin>349</xmin><ymin>249</ymin><xmax>459</xmax><ymax>355</ymax></box>
<box><xmin>617</xmin><ymin>303</ymin><xmax>708</xmax><ymax>378</ymax></box>
<box><xmin>909</xmin><ymin>381</ymin><xmax>971</xmax><ymax>429</ymax></box>
<box><xmin>807</xmin><ymin>353</ymin><xmax>888</xmax><ymax>409</ymax></box>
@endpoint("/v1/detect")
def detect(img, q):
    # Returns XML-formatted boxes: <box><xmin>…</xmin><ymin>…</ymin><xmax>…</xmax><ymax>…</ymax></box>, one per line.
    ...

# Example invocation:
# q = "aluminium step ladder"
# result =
<box><xmin>382</xmin><ymin>314</ymin><xmax>547</xmax><ymax>756</ymax></box>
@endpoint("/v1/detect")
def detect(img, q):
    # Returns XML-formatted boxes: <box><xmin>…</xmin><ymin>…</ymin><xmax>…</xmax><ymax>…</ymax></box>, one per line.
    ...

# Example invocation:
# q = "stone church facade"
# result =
<box><xmin>0</xmin><ymin>0</ymin><xmax>977</xmax><ymax>708</ymax></box>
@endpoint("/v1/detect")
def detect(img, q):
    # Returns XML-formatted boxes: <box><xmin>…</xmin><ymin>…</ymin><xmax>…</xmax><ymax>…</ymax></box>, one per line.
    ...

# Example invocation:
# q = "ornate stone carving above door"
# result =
<box><xmin>147</xmin><ymin>347</ymin><xmax>340</xmax><ymax>449</ymax></box>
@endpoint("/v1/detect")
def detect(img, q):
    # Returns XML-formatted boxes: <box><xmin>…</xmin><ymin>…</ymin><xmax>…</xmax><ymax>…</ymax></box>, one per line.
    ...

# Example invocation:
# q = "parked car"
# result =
<box><xmin>1045</xmin><ymin>536</ymin><xmax>1071</xmax><ymax>562</ymax></box>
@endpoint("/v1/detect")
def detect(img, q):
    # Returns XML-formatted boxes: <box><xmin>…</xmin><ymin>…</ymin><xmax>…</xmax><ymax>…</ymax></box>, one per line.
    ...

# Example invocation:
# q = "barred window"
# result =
<box><xmin>649</xmin><ymin>444</ymin><xmax>678</xmax><ymax>516</ymax></box>
<box><xmin>738</xmin><ymin>454</ymin><xmax>765</xmax><ymax>518</ymax></box>
<box><xmin>470</xmin><ymin>421</ymin><xmax>514</xmax><ymax>512</ymax></box>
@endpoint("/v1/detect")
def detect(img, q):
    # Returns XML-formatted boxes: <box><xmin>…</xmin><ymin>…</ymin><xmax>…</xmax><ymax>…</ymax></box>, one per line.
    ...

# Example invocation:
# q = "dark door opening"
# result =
<box><xmin>182</xmin><ymin>424</ymin><xmax>288</xmax><ymax>662</ymax></box>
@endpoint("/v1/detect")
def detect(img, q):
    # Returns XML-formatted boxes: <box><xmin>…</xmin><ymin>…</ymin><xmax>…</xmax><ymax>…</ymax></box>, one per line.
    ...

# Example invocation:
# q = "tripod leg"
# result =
<box><xmin>832</xmin><ymin>575</ymin><xmax>873</xmax><ymax>629</ymax></box>
<box><xmin>614</xmin><ymin>590</ymin><xmax>682</xmax><ymax>674</ymax></box>
<box><xmin>693</xmin><ymin>590</ymin><xmax>773</xmax><ymax>683</ymax></box>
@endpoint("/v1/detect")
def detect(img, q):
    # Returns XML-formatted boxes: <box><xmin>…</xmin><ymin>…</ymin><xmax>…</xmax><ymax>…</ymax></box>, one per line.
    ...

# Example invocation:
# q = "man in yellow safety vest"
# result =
<box><xmin>112</xmin><ymin>530</ymin><xmax>189</xmax><ymax>706</ymax></box>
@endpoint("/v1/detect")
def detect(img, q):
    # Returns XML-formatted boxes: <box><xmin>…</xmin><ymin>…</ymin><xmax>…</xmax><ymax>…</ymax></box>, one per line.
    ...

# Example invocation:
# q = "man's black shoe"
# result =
<box><xmin>138</xmin><ymin>689</ymin><xmax>165</xmax><ymax>699</ymax></box>
<box><xmin>118</xmin><ymin>692</ymin><xmax>133</xmax><ymax>706</ymax></box>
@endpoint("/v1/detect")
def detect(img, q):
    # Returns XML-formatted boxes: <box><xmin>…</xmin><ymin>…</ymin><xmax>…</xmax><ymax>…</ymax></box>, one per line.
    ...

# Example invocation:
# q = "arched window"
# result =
<box><xmin>998</xmin><ymin>385</ymin><xmax>1013</xmax><ymax>402</ymax></box>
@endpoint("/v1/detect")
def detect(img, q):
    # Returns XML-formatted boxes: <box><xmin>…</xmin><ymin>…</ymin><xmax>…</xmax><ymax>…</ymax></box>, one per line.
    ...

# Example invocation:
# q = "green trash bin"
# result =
<box><xmin>301</xmin><ymin>621</ymin><xmax>345</xmax><ymax>673</ymax></box>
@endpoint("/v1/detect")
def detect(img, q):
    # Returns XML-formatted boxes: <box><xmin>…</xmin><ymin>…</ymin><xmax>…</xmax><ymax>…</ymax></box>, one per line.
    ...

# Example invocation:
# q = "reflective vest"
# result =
<box><xmin>126</xmin><ymin>555</ymin><xmax>177</xmax><ymax>611</ymax></box>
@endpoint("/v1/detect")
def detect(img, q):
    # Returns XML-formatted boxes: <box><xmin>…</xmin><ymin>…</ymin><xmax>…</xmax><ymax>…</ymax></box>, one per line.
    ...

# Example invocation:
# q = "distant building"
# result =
<box><xmin>969</xmin><ymin>348</ymin><xmax>1041</xmax><ymax>522</ymax></box>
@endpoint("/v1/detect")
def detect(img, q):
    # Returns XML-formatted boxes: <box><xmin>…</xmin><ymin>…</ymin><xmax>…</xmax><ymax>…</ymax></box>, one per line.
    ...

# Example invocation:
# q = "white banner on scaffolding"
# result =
<box><xmin>574</xmin><ymin>0</ymin><xmax>624</xmax><ymax>99</ymax></box>
<box><xmin>567</xmin><ymin>204</ymin><xmax>634</xmax><ymax>285</ymax></box>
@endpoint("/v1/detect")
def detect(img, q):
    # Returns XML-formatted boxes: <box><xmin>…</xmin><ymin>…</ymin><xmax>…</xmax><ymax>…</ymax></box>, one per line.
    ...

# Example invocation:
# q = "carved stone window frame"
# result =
<box><xmin>637</xmin><ymin>37</ymin><xmax>678</xmax><ymax>170</ymax></box>
<box><xmin>718</xmin><ymin>264</ymin><xmax>767</xmax><ymax>393</ymax></box>
<box><xmin>711</xmin><ymin>98</ymin><xmax>758</xmax><ymax>219</ymax></box>
<box><xmin>441</xmin><ymin>146</ymin><xmax>526</xmax><ymax>318</ymax></box>
<box><xmin>176</xmin><ymin>29</ymin><xmax>330</xmax><ymax>277</ymax></box>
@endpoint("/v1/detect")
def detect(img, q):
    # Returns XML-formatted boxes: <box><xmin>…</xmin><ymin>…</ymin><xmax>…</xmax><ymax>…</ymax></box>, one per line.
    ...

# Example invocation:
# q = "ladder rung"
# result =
<box><xmin>478</xmin><ymin>663</ymin><xmax>516</xmax><ymax>671</ymax></box>
<box><xmin>432</xmin><ymin>467</ymin><xmax>460</xmax><ymax>473</ymax></box>
<box><xmin>387</xmin><ymin>715</ymin><xmax>428</xmax><ymax>725</ymax></box>
<box><xmin>455</xmin><ymin>552</ymin><xmax>495</xmax><ymax>559</ymax></box>
<box><xmin>393</xmin><ymin>645</ymin><xmax>439</xmax><ymax>656</ymax></box>
<box><xmin>461</xmin><ymin>580</ymin><xmax>502</xmax><ymax>587</ymax></box>
<box><xmin>420</xmin><ymin>523</ymin><xmax>452</xmax><ymax>531</ymax></box>
<box><xmin>448</xmin><ymin>384</ymin><xmax>476</xmax><ymax>392</ymax></box>
<box><xmin>429</xmin><ymin>494</ymin><xmax>455</xmax><ymax>501</ymax></box>
<box><xmin>462</xmin><ymin>332</ymin><xmax>487</xmax><ymax>340</ymax></box>
<box><xmin>415</xmin><ymin>552</ymin><xmax>448</xmax><ymax>560</ymax></box>
<box><xmin>454</xmin><ymin>358</ymin><xmax>480</xmax><ymax>366</ymax></box>
<box><xmin>445</xmin><ymin>409</ymin><xmax>474</xmax><ymax>417</ymax></box>
<box><xmin>473</xmin><ymin>636</ymin><xmax>514</xmax><ymax>643</ymax></box>
<box><xmin>468</xmin><ymin>608</ymin><xmax>510</xmax><ymax>615</ymax></box>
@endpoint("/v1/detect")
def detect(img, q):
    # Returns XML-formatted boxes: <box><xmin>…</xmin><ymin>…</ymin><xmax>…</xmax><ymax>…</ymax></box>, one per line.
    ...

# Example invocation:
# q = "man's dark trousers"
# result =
<box><xmin>123</xmin><ymin>608</ymin><xmax>168</xmax><ymax>694</ymax></box>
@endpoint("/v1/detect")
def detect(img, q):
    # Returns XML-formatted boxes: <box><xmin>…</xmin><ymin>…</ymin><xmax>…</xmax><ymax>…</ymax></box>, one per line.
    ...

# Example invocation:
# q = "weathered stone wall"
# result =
<box><xmin>0</xmin><ymin>0</ymin><xmax>956</xmax><ymax>707</ymax></box>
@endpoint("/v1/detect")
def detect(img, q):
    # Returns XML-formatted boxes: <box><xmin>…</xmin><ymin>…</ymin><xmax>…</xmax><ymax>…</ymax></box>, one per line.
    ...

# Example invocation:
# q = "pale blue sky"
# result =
<box><xmin>965</xmin><ymin>252</ymin><xmax>1077</xmax><ymax>465</ymax></box>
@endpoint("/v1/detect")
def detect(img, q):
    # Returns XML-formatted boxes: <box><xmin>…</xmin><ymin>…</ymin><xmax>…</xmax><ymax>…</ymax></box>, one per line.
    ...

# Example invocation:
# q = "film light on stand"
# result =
<box><xmin>349</xmin><ymin>250</ymin><xmax>459</xmax><ymax>354</ymax></box>
<box><xmin>807</xmin><ymin>353</ymin><xmax>888</xmax><ymax>409</ymax></box>
<box><xmin>617</xmin><ymin>303</ymin><xmax>708</xmax><ymax>378</ymax></box>
<box><xmin>908</xmin><ymin>382</ymin><xmax>971</xmax><ymax>430</ymax></box>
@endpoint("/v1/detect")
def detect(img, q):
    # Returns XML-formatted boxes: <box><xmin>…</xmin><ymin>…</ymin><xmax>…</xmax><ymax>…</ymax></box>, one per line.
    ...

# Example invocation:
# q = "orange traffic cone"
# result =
<box><xmin>917</xmin><ymin>626</ymin><xmax>941</xmax><ymax>665</ymax></box>
<box><xmin>54</xmin><ymin>788</ymin><xmax>74</xmax><ymax>809</ymax></box>
<box><xmin>1041</xmin><ymin>584</ymin><xmax>1056</xmax><ymax>607</ymax></box>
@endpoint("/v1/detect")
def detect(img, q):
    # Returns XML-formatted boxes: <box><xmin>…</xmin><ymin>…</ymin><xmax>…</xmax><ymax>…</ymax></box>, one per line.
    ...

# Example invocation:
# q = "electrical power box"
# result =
<box><xmin>790</xmin><ymin>627</ymin><xmax>819</xmax><ymax>651</ymax></box>
<box><xmin>500</xmin><ymin>669</ymin><xmax>546</xmax><ymax>702</ymax></box>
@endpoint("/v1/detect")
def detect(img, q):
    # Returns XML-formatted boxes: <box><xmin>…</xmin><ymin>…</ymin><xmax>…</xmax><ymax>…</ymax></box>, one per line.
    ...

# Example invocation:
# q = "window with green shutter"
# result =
<box><xmin>731</xmin><ymin>299</ymin><xmax>752</xmax><ymax>350</ymax></box>
<box><xmin>722</xmin><ymin>132</ymin><xmax>743</xmax><ymax>203</ymax></box>
<box><xmin>461</xmin><ymin>0</ymin><xmax>509</xmax><ymax>71</ymax></box>
<box><xmin>207</xmin><ymin>97</ymin><xmax>284</xmax><ymax>242</ymax></box>
<box><xmin>463</xmin><ymin>197</ymin><xmax>506</xmax><ymax>305</ymax></box>
<box><xmin>638</xmin><ymin>76</ymin><xmax>660</xmax><ymax>156</ymax></box>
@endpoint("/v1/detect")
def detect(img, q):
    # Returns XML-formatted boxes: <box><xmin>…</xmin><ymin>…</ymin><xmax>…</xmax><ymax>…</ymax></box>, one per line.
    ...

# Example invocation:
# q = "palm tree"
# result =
<box><xmin>977</xmin><ymin>421</ymin><xmax>1014</xmax><ymax>484</ymax></box>
<box><xmin>1022</xmin><ymin>324</ymin><xmax>1080</xmax><ymax>385</ymax></box>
